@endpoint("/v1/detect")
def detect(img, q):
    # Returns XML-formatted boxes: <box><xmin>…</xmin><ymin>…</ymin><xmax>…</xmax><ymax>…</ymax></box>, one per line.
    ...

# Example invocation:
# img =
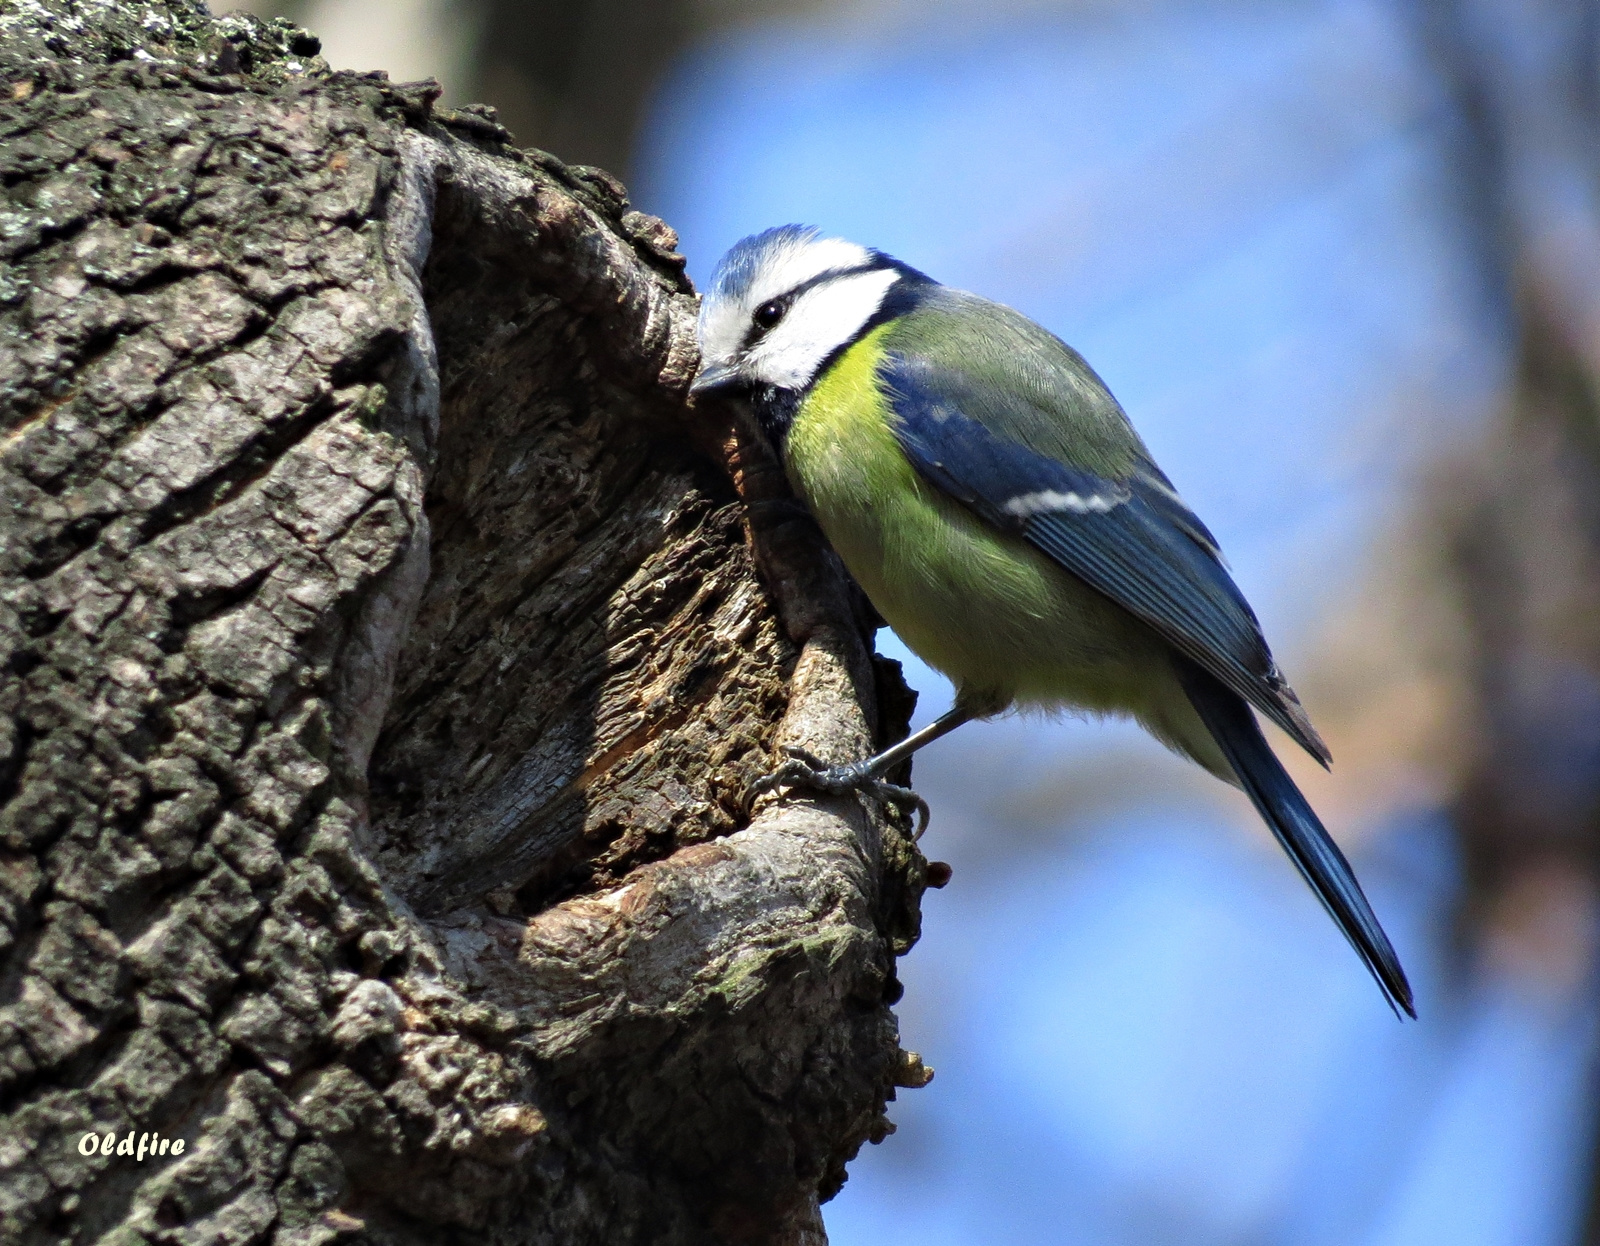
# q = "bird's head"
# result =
<box><xmin>692</xmin><ymin>226</ymin><xmax>926</xmax><ymax>443</ymax></box>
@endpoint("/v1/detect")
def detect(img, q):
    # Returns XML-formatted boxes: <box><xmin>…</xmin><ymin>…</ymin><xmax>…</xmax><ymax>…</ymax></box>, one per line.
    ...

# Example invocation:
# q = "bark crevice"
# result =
<box><xmin>0</xmin><ymin>4</ymin><xmax>928</xmax><ymax>1243</ymax></box>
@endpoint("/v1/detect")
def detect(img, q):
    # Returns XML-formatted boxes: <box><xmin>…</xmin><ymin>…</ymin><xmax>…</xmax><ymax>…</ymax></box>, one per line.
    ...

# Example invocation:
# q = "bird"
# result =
<box><xmin>690</xmin><ymin>224</ymin><xmax>1414</xmax><ymax>1017</ymax></box>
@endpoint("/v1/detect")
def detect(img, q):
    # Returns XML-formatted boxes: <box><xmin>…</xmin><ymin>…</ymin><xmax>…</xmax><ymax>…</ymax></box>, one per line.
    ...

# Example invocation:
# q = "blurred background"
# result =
<box><xmin>229</xmin><ymin>0</ymin><xmax>1600</xmax><ymax>1240</ymax></box>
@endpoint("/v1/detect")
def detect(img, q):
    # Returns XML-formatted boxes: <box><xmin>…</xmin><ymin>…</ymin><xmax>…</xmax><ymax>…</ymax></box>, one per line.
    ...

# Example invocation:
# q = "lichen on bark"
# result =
<box><xmin>0</xmin><ymin>2</ymin><xmax>932</xmax><ymax>1243</ymax></box>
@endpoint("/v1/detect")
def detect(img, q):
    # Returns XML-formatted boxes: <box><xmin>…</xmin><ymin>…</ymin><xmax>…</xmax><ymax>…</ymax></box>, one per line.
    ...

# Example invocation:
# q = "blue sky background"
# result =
<box><xmin>634</xmin><ymin>2</ymin><xmax>1599</xmax><ymax>1242</ymax></box>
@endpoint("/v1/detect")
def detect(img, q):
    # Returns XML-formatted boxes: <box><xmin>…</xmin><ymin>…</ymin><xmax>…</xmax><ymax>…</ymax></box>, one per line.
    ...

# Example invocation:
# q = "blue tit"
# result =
<box><xmin>692</xmin><ymin>225</ymin><xmax>1413</xmax><ymax>1017</ymax></box>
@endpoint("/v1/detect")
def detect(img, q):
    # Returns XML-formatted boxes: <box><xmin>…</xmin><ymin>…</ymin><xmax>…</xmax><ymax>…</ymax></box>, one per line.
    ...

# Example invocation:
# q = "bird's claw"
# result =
<box><xmin>744</xmin><ymin>745</ymin><xmax>931</xmax><ymax>837</ymax></box>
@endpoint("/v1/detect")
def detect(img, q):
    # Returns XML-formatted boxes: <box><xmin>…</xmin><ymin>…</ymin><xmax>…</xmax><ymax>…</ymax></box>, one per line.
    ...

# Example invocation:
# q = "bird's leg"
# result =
<box><xmin>746</xmin><ymin>692</ymin><xmax>1002</xmax><ymax>836</ymax></box>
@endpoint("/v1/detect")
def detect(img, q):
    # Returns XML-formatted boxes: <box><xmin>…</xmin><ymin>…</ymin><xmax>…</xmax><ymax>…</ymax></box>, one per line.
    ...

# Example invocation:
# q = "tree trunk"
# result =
<box><xmin>0</xmin><ymin>4</ymin><xmax>932</xmax><ymax>1243</ymax></box>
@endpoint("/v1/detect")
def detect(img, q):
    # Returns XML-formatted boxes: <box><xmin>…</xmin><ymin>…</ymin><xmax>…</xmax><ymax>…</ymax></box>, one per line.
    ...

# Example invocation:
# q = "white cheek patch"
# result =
<box><xmin>747</xmin><ymin>268</ymin><xmax>899</xmax><ymax>389</ymax></box>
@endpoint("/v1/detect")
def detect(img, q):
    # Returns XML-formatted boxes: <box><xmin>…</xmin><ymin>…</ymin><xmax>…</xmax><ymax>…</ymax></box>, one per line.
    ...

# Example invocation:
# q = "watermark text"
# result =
<box><xmin>78</xmin><ymin>1131</ymin><xmax>186</xmax><ymax>1162</ymax></box>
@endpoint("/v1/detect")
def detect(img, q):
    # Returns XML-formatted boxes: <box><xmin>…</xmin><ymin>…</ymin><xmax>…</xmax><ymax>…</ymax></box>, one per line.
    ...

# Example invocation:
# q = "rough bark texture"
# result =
<box><xmin>0</xmin><ymin>3</ymin><xmax>931</xmax><ymax>1243</ymax></box>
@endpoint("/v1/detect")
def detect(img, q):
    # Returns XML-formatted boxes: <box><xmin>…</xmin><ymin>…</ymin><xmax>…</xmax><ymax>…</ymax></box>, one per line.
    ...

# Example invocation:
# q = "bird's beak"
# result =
<box><xmin>689</xmin><ymin>362</ymin><xmax>739</xmax><ymax>397</ymax></box>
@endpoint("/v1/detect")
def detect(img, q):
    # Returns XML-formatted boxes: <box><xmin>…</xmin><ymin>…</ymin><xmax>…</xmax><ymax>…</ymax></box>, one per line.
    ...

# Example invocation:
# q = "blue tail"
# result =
<box><xmin>1178</xmin><ymin>660</ymin><xmax>1416</xmax><ymax>1018</ymax></box>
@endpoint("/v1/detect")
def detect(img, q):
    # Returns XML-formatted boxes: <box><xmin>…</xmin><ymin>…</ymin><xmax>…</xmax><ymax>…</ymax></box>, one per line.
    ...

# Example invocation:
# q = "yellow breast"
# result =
<box><xmin>784</xmin><ymin>326</ymin><xmax>1165</xmax><ymax>710</ymax></box>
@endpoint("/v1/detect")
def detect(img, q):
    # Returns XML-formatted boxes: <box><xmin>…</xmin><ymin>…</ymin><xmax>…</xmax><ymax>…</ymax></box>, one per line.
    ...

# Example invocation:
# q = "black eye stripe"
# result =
<box><xmin>742</xmin><ymin>298</ymin><xmax>790</xmax><ymax>349</ymax></box>
<box><xmin>778</xmin><ymin>261</ymin><xmax>882</xmax><ymax>305</ymax></box>
<box><xmin>739</xmin><ymin>260</ymin><xmax>890</xmax><ymax>349</ymax></box>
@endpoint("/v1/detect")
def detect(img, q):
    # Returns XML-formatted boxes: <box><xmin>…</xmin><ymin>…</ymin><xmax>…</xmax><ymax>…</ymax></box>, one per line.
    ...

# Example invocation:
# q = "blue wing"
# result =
<box><xmin>883</xmin><ymin>350</ymin><xmax>1330</xmax><ymax>765</ymax></box>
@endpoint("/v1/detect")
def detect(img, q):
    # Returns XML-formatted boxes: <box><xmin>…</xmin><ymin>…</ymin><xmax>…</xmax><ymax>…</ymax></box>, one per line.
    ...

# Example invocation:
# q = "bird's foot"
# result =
<box><xmin>745</xmin><ymin>745</ymin><xmax>930</xmax><ymax>837</ymax></box>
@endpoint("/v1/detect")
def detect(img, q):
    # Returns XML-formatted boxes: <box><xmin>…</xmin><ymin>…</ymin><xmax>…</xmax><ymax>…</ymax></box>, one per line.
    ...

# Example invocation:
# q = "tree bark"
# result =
<box><xmin>0</xmin><ymin>4</ymin><xmax>931</xmax><ymax>1243</ymax></box>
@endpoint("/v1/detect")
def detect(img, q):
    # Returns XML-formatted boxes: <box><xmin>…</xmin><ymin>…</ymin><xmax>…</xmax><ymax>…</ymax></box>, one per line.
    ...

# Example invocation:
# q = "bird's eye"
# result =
<box><xmin>753</xmin><ymin>300</ymin><xmax>784</xmax><ymax>330</ymax></box>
